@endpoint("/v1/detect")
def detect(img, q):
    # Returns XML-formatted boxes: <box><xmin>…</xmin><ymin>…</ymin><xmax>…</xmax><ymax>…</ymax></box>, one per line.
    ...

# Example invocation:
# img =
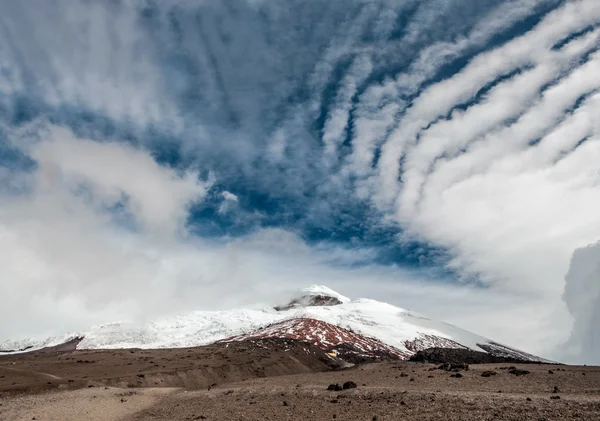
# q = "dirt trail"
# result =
<box><xmin>0</xmin><ymin>387</ymin><xmax>175</xmax><ymax>421</ymax></box>
<box><xmin>0</xmin><ymin>366</ymin><xmax>63</xmax><ymax>380</ymax></box>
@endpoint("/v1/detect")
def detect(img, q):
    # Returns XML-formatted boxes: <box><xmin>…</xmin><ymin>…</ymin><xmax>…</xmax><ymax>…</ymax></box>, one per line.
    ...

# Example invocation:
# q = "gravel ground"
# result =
<box><xmin>1</xmin><ymin>344</ymin><xmax>599</xmax><ymax>420</ymax></box>
<box><xmin>131</xmin><ymin>362</ymin><xmax>600</xmax><ymax>421</ymax></box>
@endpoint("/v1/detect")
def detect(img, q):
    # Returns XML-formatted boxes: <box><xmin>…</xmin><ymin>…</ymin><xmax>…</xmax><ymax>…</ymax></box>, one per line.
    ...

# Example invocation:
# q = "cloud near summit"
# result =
<box><xmin>1</xmin><ymin>0</ymin><xmax>600</xmax><ymax>362</ymax></box>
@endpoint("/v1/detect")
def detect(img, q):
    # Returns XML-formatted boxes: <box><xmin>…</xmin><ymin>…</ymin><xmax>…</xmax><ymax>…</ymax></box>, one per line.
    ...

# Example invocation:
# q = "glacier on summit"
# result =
<box><xmin>0</xmin><ymin>285</ymin><xmax>547</xmax><ymax>361</ymax></box>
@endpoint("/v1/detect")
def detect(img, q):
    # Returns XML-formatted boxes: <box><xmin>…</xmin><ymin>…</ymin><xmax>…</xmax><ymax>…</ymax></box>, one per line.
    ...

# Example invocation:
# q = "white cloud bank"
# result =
<box><xmin>563</xmin><ymin>242</ymin><xmax>600</xmax><ymax>364</ymax></box>
<box><xmin>29</xmin><ymin>127</ymin><xmax>209</xmax><ymax>236</ymax></box>
<box><xmin>0</xmin><ymin>128</ymin><xmax>208</xmax><ymax>334</ymax></box>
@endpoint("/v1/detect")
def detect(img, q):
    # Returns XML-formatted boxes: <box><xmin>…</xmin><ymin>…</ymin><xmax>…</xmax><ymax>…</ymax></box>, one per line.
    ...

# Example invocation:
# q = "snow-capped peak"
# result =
<box><xmin>301</xmin><ymin>285</ymin><xmax>351</xmax><ymax>303</ymax></box>
<box><xmin>0</xmin><ymin>285</ymin><xmax>549</xmax><ymax>362</ymax></box>
<box><xmin>274</xmin><ymin>285</ymin><xmax>351</xmax><ymax>311</ymax></box>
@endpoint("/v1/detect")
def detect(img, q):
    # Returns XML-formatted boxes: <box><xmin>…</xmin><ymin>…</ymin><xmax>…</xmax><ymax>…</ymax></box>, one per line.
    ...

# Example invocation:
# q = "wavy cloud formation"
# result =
<box><xmin>1</xmin><ymin>0</ymin><xmax>599</xmax><ymax>360</ymax></box>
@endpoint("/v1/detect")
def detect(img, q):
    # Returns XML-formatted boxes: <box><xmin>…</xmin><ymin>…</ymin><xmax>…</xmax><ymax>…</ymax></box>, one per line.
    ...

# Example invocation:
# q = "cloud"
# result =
<box><xmin>353</xmin><ymin>0</ymin><xmax>600</xmax><ymax>343</ymax></box>
<box><xmin>1</xmin><ymin>0</ymin><xmax>599</xmax><ymax>362</ymax></box>
<box><xmin>28</xmin><ymin>127</ymin><xmax>209</xmax><ymax>237</ymax></box>
<box><xmin>0</xmin><ymin>128</ymin><xmax>209</xmax><ymax>331</ymax></box>
<box><xmin>0</xmin><ymin>127</ymin><xmax>565</xmax><ymax>358</ymax></box>
<box><xmin>343</xmin><ymin>0</ymin><xmax>600</xmax><ymax>359</ymax></box>
<box><xmin>0</xmin><ymin>0</ymin><xmax>179</xmax><ymax>129</ymax></box>
<box><xmin>562</xmin><ymin>242</ymin><xmax>600</xmax><ymax>364</ymax></box>
<box><xmin>219</xmin><ymin>190</ymin><xmax>239</xmax><ymax>213</ymax></box>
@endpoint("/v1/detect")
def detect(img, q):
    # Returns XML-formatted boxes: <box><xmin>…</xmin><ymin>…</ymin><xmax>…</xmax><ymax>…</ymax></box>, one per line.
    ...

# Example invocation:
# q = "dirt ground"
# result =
<box><xmin>0</xmin><ymin>340</ymin><xmax>341</xmax><ymax>395</ymax></box>
<box><xmin>1</xmin><ymin>343</ymin><xmax>599</xmax><ymax>420</ymax></box>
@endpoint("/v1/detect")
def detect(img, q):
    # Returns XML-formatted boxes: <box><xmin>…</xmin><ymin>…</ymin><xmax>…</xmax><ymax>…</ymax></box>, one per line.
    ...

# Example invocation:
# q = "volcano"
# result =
<box><xmin>0</xmin><ymin>285</ymin><xmax>548</xmax><ymax>362</ymax></box>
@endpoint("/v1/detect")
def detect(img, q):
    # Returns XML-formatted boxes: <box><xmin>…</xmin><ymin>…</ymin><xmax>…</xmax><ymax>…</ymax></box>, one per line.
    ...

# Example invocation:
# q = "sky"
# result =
<box><xmin>0</xmin><ymin>0</ymin><xmax>599</xmax><ymax>364</ymax></box>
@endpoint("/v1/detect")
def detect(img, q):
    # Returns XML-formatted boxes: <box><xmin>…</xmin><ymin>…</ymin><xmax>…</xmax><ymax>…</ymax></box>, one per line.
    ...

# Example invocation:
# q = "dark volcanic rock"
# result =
<box><xmin>437</xmin><ymin>362</ymin><xmax>469</xmax><ymax>372</ymax></box>
<box><xmin>0</xmin><ymin>337</ymin><xmax>84</xmax><ymax>354</ymax></box>
<box><xmin>342</xmin><ymin>381</ymin><xmax>357</xmax><ymax>389</ymax></box>
<box><xmin>329</xmin><ymin>343</ymin><xmax>402</xmax><ymax>364</ymax></box>
<box><xmin>481</xmin><ymin>371</ymin><xmax>497</xmax><ymax>377</ymax></box>
<box><xmin>410</xmin><ymin>347</ymin><xmax>532</xmax><ymax>365</ymax></box>
<box><xmin>220</xmin><ymin>319</ymin><xmax>408</xmax><ymax>362</ymax></box>
<box><xmin>476</xmin><ymin>341</ymin><xmax>548</xmax><ymax>362</ymax></box>
<box><xmin>0</xmin><ymin>345</ymin><xmax>33</xmax><ymax>354</ymax></box>
<box><xmin>275</xmin><ymin>294</ymin><xmax>343</xmax><ymax>311</ymax></box>
<box><xmin>508</xmin><ymin>368</ymin><xmax>530</xmax><ymax>376</ymax></box>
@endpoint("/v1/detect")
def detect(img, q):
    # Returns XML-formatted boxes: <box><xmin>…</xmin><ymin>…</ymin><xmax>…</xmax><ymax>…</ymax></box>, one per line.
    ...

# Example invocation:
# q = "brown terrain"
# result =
<box><xmin>1</xmin><ymin>340</ymin><xmax>599</xmax><ymax>421</ymax></box>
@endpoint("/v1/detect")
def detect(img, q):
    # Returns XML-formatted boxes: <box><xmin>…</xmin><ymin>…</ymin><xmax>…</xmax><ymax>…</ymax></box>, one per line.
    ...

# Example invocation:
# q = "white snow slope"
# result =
<box><xmin>0</xmin><ymin>285</ymin><xmax>535</xmax><ymax>359</ymax></box>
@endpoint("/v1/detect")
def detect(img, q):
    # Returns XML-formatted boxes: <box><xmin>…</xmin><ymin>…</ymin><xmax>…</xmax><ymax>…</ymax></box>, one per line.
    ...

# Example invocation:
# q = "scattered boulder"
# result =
<box><xmin>450</xmin><ymin>373</ymin><xmax>463</xmax><ymax>378</ymax></box>
<box><xmin>508</xmin><ymin>368</ymin><xmax>530</xmax><ymax>376</ymax></box>
<box><xmin>438</xmin><ymin>363</ymin><xmax>469</xmax><ymax>372</ymax></box>
<box><xmin>481</xmin><ymin>371</ymin><xmax>497</xmax><ymax>377</ymax></box>
<box><xmin>328</xmin><ymin>381</ymin><xmax>357</xmax><ymax>391</ymax></box>
<box><xmin>342</xmin><ymin>381</ymin><xmax>357</xmax><ymax>390</ymax></box>
<box><xmin>550</xmin><ymin>395</ymin><xmax>561</xmax><ymax>400</ymax></box>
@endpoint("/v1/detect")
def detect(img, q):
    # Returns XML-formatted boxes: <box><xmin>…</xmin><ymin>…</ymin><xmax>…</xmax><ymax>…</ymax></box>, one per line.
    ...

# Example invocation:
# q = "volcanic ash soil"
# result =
<box><xmin>1</xmin><ymin>342</ymin><xmax>600</xmax><ymax>420</ymax></box>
